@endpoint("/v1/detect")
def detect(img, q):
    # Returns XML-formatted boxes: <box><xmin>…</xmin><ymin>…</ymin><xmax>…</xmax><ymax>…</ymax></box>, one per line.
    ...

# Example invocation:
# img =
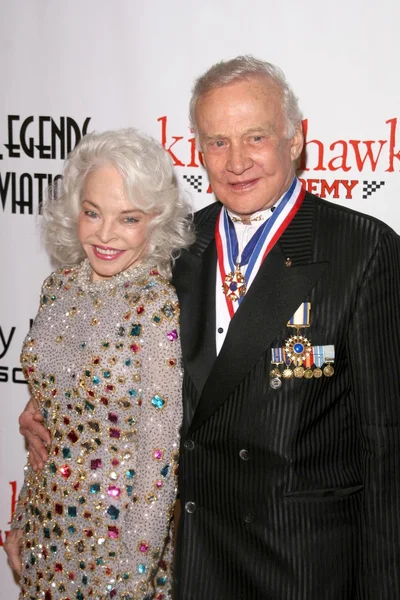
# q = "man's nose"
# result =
<box><xmin>226</xmin><ymin>143</ymin><xmax>253</xmax><ymax>175</ymax></box>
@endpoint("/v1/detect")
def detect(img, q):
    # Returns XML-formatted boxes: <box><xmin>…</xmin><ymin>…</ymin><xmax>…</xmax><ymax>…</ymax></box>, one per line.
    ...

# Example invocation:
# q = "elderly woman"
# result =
<box><xmin>5</xmin><ymin>128</ymin><xmax>193</xmax><ymax>600</ymax></box>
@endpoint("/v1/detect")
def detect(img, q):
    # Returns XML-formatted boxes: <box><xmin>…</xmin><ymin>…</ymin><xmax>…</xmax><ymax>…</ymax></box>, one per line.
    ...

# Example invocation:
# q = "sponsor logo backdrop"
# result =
<box><xmin>1</xmin><ymin>0</ymin><xmax>399</xmax><ymax>595</ymax></box>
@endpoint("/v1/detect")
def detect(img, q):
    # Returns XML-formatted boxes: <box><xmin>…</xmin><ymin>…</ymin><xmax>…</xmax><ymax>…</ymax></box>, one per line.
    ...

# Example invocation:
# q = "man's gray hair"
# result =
<box><xmin>189</xmin><ymin>55</ymin><xmax>302</xmax><ymax>140</ymax></box>
<box><xmin>42</xmin><ymin>128</ymin><xmax>194</xmax><ymax>280</ymax></box>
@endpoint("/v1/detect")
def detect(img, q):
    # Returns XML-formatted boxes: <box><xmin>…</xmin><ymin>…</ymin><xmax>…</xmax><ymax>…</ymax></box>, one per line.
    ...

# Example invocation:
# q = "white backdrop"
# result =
<box><xmin>1</xmin><ymin>0</ymin><xmax>400</xmax><ymax>596</ymax></box>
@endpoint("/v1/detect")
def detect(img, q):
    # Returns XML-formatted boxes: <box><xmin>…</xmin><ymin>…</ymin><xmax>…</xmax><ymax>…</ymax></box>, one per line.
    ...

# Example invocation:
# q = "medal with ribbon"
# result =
<box><xmin>215</xmin><ymin>177</ymin><xmax>305</xmax><ymax>318</ymax></box>
<box><xmin>269</xmin><ymin>304</ymin><xmax>336</xmax><ymax>387</ymax></box>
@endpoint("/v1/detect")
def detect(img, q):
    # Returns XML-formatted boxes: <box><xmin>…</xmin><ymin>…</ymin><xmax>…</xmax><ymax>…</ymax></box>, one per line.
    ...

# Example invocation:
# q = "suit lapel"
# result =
<box><xmin>187</xmin><ymin>192</ymin><xmax>329</xmax><ymax>435</ymax></box>
<box><xmin>174</xmin><ymin>203</ymin><xmax>221</xmax><ymax>395</ymax></box>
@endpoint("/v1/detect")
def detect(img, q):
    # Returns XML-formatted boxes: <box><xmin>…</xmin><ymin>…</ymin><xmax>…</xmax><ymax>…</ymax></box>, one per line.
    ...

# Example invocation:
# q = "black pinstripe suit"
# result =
<box><xmin>173</xmin><ymin>192</ymin><xmax>400</xmax><ymax>599</ymax></box>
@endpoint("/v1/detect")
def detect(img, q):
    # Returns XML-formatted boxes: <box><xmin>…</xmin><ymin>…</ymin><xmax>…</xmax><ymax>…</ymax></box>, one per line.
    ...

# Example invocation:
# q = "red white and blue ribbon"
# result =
<box><xmin>215</xmin><ymin>177</ymin><xmax>305</xmax><ymax>318</ymax></box>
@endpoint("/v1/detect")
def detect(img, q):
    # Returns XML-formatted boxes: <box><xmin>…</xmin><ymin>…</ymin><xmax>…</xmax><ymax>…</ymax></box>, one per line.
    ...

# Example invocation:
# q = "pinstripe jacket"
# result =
<box><xmin>172</xmin><ymin>192</ymin><xmax>400</xmax><ymax>600</ymax></box>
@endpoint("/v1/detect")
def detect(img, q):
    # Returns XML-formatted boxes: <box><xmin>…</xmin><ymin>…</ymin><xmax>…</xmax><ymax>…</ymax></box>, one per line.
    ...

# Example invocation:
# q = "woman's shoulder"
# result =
<box><xmin>39</xmin><ymin>263</ymin><xmax>82</xmax><ymax>307</ymax></box>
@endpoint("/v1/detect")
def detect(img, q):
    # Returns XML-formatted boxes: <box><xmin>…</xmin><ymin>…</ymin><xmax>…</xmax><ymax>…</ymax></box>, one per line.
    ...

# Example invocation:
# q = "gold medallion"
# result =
<box><xmin>313</xmin><ymin>368</ymin><xmax>323</xmax><ymax>378</ymax></box>
<box><xmin>323</xmin><ymin>364</ymin><xmax>334</xmax><ymax>377</ymax></box>
<box><xmin>282</xmin><ymin>368</ymin><xmax>293</xmax><ymax>379</ymax></box>
<box><xmin>293</xmin><ymin>366</ymin><xmax>305</xmax><ymax>378</ymax></box>
<box><xmin>303</xmin><ymin>369</ymin><xmax>313</xmax><ymax>379</ymax></box>
<box><xmin>270</xmin><ymin>368</ymin><xmax>282</xmax><ymax>378</ymax></box>
<box><xmin>223</xmin><ymin>264</ymin><xmax>247</xmax><ymax>302</ymax></box>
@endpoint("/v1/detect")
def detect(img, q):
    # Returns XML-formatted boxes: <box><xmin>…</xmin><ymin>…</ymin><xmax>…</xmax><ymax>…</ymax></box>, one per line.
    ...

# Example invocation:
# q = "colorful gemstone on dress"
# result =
<box><xmin>92</xmin><ymin>376</ymin><xmax>100</xmax><ymax>385</ymax></box>
<box><xmin>126</xmin><ymin>485</ymin><xmax>133</xmax><ymax>496</ymax></box>
<box><xmin>128</xmin><ymin>388</ymin><xmax>137</xmax><ymax>397</ymax></box>
<box><xmin>107</xmin><ymin>485</ymin><xmax>121</xmax><ymax>497</ymax></box>
<box><xmin>90</xmin><ymin>483</ymin><xmax>100</xmax><ymax>494</ymax></box>
<box><xmin>152</xmin><ymin>314</ymin><xmax>162</xmax><ymax>324</ymax></box>
<box><xmin>126</xmin><ymin>469</ymin><xmax>135</xmax><ymax>479</ymax></box>
<box><xmin>105</xmin><ymin>384</ymin><xmax>115</xmax><ymax>393</ymax></box>
<box><xmin>130</xmin><ymin>324</ymin><xmax>142</xmax><ymax>336</ymax></box>
<box><xmin>68</xmin><ymin>506</ymin><xmax>77</xmax><ymax>517</ymax></box>
<box><xmin>138</xmin><ymin>541</ymin><xmax>149</xmax><ymax>553</ymax></box>
<box><xmin>130</xmin><ymin>343</ymin><xmax>140</xmax><ymax>353</ymax></box>
<box><xmin>108</xmin><ymin>526</ymin><xmax>119</xmax><ymax>539</ymax></box>
<box><xmin>55</xmin><ymin>503</ymin><xmax>63</xmax><ymax>515</ymax></box>
<box><xmin>63</xmin><ymin>448</ymin><xmax>71</xmax><ymax>459</ymax></box>
<box><xmin>60</xmin><ymin>465</ymin><xmax>72</xmax><ymax>479</ymax></box>
<box><xmin>138</xmin><ymin>564</ymin><xmax>146</xmax><ymax>574</ymax></box>
<box><xmin>153</xmin><ymin>449</ymin><xmax>164</xmax><ymax>460</ymax></box>
<box><xmin>167</xmin><ymin>329</ymin><xmax>178</xmax><ymax>341</ymax></box>
<box><xmin>67</xmin><ymin>430</ymin><xmax>79</xmax><ymax>443</ymax></box>
<box><xmin>137</xmin><ymin>305</ymin><xmax>145</xmax><ymax>314</ymax></box>
<box><xmin>167</xmin><ymin>358</ymin><xmax>177</xmax><ymax>367</ymax></box>
<box><xmin>160</xmin><ymin>465</ymin><xmax>169</xmax><ymax>477</ymax></box>
<box><xmin>103</xmin><ymin>370</ymin><xmax>111</xmax><ymax>379</ymax></box>
<box><xmin>85</xmin><ymin>401</ymin><xmax>95</xmax><ymax>411</ymax></box>
<box><xmin>109</xmin><ymin>428</ymin><xmax>121</xmax><ymax>439</ymax></box>
<box><xmin>151</xmin><ymin>395</ymin><xmax>166</xmax><ymax>410</ymax></box>
<box><xmin>102</xmin><ymin>341</ymin><xmax>110</xmax><ymax>349</ymax></box>
<box><xmin>109</xmin><ymin>471</ymin><xmax>118</xmax><ymax>481</ymax></box>
<box><xmin>161</xmin><ymin>303</ymin><xmax>175</xmax><ymax>318</ymax></box>
<box><xmin>155</xmin><ymin>480</ymin><xmax>163</xmax><ymax>489</ymax></box>
<box><xmin>107</xmin><ymin>505</ymin><xmax>120</xmax><ymax>520</ymax></box>
<box><xmin>88</xmin><ymin>421</ymin><xmax>100</xmax><ymax>432</ymax></box>
<box><xmin>157</xmin><ymin>576</ymin><xmax>167</xmax><ymax>586</ymax></box>
<box><xmin>108</xmin><ymin>412</ymin><xmax>118</xmax><ymax>423</ymax></box>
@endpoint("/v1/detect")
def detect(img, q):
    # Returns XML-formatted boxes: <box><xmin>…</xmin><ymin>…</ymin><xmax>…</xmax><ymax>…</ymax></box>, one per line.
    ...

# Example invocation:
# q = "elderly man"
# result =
<box><xmin>14</xmin><ymin>56</ymin><xmax>400</xmax><ymax>599</ymax></box>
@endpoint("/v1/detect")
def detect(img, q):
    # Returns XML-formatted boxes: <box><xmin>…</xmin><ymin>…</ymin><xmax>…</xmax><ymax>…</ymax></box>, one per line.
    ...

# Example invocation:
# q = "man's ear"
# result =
<box><xmin>290</xmin><ymin>125</ymin><xmax>304</xmax><ymax>161</ymax></box>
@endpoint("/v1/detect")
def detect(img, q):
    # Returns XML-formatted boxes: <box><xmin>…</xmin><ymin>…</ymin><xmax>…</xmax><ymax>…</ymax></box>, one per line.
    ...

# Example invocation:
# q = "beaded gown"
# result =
<box><xmin>12</xmin><ymin>259</ymin><xmax>182</xmax><ymax>600</ymax></box>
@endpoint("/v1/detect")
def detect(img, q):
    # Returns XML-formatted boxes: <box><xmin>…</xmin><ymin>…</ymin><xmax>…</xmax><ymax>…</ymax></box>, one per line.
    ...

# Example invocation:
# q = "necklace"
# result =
<box><xmin>76</xmin><ymin>258</ymin><xmax>157</xmax><ymax>294</ymax></box>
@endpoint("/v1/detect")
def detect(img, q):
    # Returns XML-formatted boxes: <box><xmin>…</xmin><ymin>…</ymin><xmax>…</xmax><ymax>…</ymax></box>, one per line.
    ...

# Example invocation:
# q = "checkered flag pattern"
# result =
<box><xmin>362</xmin><ymin>180</ymin><xmax>385</xmax><ymax>199</ymax></box>
<box><xmin>183</xmin><ymin>174</ymin><xmax>203</xmax><ymax>192</ymax></box>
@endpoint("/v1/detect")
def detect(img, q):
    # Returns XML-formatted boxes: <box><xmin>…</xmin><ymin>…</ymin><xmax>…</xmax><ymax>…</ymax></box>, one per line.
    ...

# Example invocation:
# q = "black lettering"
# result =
<box><xmin>36</xmin><ymin>116</ymin><xmax>51</xmax><ymax>159</ymax></box>
<box><xmin>0</xmin><ymin>326</ymin><xmax>16</xmax><ymax>359</ymax></box>
<box><xmin>20</xmin><ymin>117</ymin><xmax>35</xmax><ymax>158</ymax></box>
<box><xmin>5</xmin><ymin>116</ymin><xmax>20</xmax><ymax>157</ymax></box>
<box><xmin>13</xmin><ymin>368</ymin><xmax>27</xmax><ymax>384</ymax></box>
<box><xmin>0</xmin><ymin>366</ymin><xmax>9</xmax><ymax>383</ymax></box>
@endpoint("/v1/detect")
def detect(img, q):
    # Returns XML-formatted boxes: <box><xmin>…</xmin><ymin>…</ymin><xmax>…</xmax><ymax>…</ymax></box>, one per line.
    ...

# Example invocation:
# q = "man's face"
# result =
<box><xmin>196</xmin><ymin>77</ymin><xmax>303</xmax><ymax>217</ymax></box>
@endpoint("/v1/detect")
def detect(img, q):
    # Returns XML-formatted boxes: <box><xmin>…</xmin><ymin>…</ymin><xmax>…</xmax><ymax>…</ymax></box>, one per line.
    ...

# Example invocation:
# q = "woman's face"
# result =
<box><xmin>78</xmin><ymin>165</ymin><xmax>154</xmax><ymax>282</ymax></box>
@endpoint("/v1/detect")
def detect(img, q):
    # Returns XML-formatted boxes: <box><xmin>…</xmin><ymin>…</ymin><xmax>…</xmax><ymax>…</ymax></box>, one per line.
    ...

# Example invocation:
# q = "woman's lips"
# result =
<box><xmin>92</xmin><ymin>246</ymin><xmax>125</xmax><ymax>260</ymax></box>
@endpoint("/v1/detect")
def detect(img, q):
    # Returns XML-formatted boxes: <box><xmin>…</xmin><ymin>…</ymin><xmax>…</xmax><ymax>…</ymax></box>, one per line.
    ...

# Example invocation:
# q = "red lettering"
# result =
<box><xmin>327</xmin><ymin>141</ymin><xmax>351</xmax><ymax>172</ymax></box>
<box><xmin>386</xmin><ymin>118</ymin><xmax>400</xmax><ymax>172</ymax></box>
<box><xmin>341</xmin><ymin>180</ymin><xmax>358</xmax><ymax>199</ymax></box>
<box><xmin>7</xmin><ymin>481</ymin><xmax>17</xmax><ymax>524</ymax></box>
<box><xmin>349</xmin><ymin>139</ymin><xmax>386</xmax><ymax>172</ymax></box>
<box><xmin>299</xmin><ymin>119</ymin><xmax>326</xmax><ymax>172</ymax></box>
<box><xmin>157</xmin><ymin>116</ymin><xmax>185</xmax><ymax>167</ymax></box>
<box><xmin>320</xmin><ymin>179</ymin><xmax>340</xmax><ymax>198</ymax></box>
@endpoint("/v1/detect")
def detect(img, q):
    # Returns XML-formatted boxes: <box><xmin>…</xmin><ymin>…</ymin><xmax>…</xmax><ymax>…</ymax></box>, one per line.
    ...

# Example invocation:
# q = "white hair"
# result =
<box><xmin>189</xmin><ymin>55</ymin><xmax>302</xmax><ymax>140</ymax></box>
<box><xmin>42</xmin><ymin>128</ymin><xmax>194</xmax><ymax>279</ymax></box>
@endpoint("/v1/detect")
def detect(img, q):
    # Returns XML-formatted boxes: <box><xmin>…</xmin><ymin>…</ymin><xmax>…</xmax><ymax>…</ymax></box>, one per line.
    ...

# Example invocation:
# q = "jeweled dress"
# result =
<box><xmin>12</xmin><ymin>259</ymin><xmax>182</xmax><ymax>600</ymax></box>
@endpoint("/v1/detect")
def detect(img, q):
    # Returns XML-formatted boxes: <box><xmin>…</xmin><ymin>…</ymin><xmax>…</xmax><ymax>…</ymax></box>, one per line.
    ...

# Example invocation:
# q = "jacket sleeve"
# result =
<box><xmin>122</xmin><ymin>283</ymin><xmax>182</xmax><ymax>598</ymax></box>
<box><xmin>347</xmin><ymin>228</ymin><xmax>400</xmax><ymax>598</ymax></box>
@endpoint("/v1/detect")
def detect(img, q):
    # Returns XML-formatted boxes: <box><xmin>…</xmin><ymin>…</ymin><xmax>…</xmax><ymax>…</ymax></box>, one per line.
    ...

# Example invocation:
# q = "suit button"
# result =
<box><xmin>244</xmin><ymin>513</ymin><xmax>253</xmax><ymax>523</ymax></box>
<box><xmin>184</xmin><ymin>439</ymin><xmax>195</xmax><ymax>451</ymax></box>
<box><xmin>239</xmin><ymin>449</ymin><xmax>249</xmax><ymax>461</ymax></box>
<box><xmin>185</xmin><ymin>501</ymin><xmax>196</xmax><ymax>514</ymax></box>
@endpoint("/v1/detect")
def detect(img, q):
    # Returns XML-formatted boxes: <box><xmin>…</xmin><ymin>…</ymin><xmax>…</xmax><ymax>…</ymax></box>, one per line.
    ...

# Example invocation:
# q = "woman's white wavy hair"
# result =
<box><xmin>42</xmin><ymin>128</ymin><xmax>194</xmax><ymax>280</ymax></box>
<box><xmin>189</xmin><ymin>55</ymin><xmax>302</xmax><ymax>143</ymax></box>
